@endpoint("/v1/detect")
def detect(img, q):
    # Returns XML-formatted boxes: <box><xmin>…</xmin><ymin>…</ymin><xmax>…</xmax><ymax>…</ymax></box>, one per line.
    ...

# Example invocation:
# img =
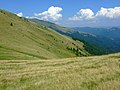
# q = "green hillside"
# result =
<box><xmin>29</xmin><ymin>19</ymin><xmax>106</xmax><ymax>55</ymax></box>
<box><xmin>0</xmin><ymin>9</ymin><xmax>90</xmax><ymax>60</ymax></box>
<box><xmin>0</xmin><ymin>53</ymin><xmax>120</xmax><ymax>90</ymax></box>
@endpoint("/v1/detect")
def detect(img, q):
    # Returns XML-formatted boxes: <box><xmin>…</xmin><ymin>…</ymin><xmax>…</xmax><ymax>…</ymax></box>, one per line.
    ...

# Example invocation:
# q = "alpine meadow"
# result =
<box><xmin>0</xmin><ymin>0</ymin><xmax>120</xmax><ymax>90</ymax></box>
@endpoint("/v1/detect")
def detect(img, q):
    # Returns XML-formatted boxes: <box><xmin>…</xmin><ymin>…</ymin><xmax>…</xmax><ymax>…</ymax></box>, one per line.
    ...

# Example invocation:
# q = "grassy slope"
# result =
<box><xmin>30</xmin><ymin>19</ymin><xmax>106</xmax><ymax>55</ymax></box>
<box><xmin>0</xmin><ymin>9</ymin><xmax>89</xmax><ymax>60</ymax></box>
<box><xmin>0</xmin><ymin>53</ymin><xmax>120</xmax><ymax>90</ymax></box>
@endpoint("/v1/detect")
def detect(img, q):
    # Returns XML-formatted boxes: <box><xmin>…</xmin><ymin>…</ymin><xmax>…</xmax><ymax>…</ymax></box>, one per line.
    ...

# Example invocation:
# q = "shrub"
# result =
<box><xmin>10</xmin><ymin>23</ymin><xmax>13</xmax><ymax>26</ymax></box>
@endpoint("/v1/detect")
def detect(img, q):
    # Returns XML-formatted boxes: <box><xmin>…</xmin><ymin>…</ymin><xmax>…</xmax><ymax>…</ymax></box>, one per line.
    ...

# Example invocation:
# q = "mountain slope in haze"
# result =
<box><xmin>30</xmin><ymin>19</ymin><xmax>120</xmax><ymax>54</ymax></box>
<box><xmin>73</xmin><ymin>27</ymin><xmax>120</xmax><ymax>40</ymax></box>
<box><xmin>29</xmin><ymin>19</ymin><xmax>107</xmax><ymax>55</ymax></box>
<box><xmin>0</xmin><ymin>9</ymin><xmax>90</xmax><ymax>60</ymax></box>
<box><xmin>29</xmin><ymin>18</ymin><xmax>72</xmax><ymax>33</ymax></box>
<box><xmin>72</xmin><ymin>27</ymin><xmax>120</xmax><ymax>53</ymax></box>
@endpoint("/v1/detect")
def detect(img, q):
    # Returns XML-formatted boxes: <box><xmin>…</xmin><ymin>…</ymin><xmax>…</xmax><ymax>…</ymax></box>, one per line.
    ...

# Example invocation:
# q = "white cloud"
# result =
<box><xmin>96</xmin><ymin>7</ymin><xmax>120</xmax><ymax>18</ymax></box>
<box><xmin>16</xmin><ymin>12</ymin><xmax>23</xmax><ymax>17</ymax></box>
<box><xmin>68</xmin><ymin>7</ymin><xmax>120</xmax><ymax>27</ymax></box>
<box><xmin>34</xmin><ymin>6</ymin><xmax>62</xmax><ymax>21</ymax></box>
<box><xmin>69</xmin><ymin>7</ymin><xmax>120</xmax><ymax>21</ymax></box>
<box><xmin>69</xmin><ymin>9</ymin><xmax>94</xmax><ymax>20</ymax></box>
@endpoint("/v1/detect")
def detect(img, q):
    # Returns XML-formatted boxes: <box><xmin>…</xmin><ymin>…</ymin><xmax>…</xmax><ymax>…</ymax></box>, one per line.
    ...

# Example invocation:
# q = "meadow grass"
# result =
<box><xmin>0</xmin><ymin>53</ymin><xmax>120</xmax><ymax>90</ymax></box>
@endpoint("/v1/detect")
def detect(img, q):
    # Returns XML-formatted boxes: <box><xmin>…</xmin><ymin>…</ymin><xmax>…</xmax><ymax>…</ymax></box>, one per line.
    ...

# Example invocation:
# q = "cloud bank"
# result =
<box><xmin>16</xmin><ymin>6</ymin><xmax>120</xmax><ymax>27</ymax></box>
<box><xmin>68</xmin><ymin>7</ymin><xmax>120</xmax><ymax>27</ymax></box>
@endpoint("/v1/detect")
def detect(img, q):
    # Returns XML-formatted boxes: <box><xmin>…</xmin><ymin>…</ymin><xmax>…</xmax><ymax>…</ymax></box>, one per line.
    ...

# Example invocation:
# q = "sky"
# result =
<box><xmin>0</xmin><ymin>0</ymin><xmax>120</xmax><ymax>27</ymax></box>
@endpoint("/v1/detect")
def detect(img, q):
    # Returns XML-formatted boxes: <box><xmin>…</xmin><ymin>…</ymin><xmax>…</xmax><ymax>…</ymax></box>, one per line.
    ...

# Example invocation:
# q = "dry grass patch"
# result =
<box><xmin>0</xmin><ymin>53</ymin><xmax>120</xmax><ymax>90</ymax></box>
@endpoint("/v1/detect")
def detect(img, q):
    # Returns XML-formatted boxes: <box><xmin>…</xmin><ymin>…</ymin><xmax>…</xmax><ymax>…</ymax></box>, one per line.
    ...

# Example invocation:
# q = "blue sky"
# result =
<box><xmin>0</xmin><ymin>0</ymin><xmax>120</xmax><ymax>27</ymax></box>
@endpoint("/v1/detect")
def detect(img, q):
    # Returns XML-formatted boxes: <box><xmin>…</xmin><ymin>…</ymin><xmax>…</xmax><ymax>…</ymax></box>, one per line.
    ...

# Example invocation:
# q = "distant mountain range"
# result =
<box><xmin>72</xmin><ymin>27</ymin><xmax>120</xmax><ymax>53</ymax></box>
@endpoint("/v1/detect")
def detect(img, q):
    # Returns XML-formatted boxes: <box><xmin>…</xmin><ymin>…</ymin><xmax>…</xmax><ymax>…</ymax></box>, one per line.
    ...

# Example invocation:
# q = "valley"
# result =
<box><xmin>30</xmin><ymin>19</ymin><xmax>120</xmax><ymax>54</ymax></box>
